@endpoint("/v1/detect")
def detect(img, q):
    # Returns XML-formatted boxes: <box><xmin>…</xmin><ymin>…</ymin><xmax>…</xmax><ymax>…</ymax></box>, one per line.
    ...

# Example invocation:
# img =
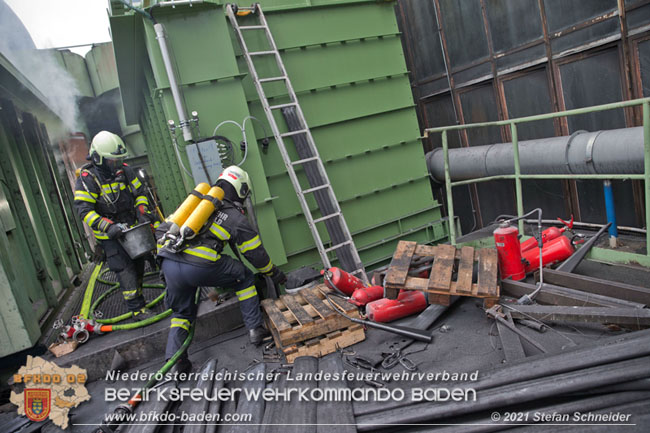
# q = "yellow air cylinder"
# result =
<box><xmin>180</xmin><ymin>186</ymin><xmax>225</xmax><ymax>239</ymax></box>
<box><xmin>167</xmin><ymin>183</ymin><xmax>211</xmax><ymax>228</ymax></box>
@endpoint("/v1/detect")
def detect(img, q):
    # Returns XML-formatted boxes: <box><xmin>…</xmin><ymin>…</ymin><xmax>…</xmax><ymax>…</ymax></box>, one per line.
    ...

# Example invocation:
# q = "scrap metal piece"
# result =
<box><xmin>496</xmin><ymin>312</ymin><xmax>526</xmax><ymax>362</ymax></box>
<box><xmin>486</xmin><ymin>306</ymin><xmax>547</xmax><ymax>353</ymax></box>
<box><xmin>556</xmin><ymin>223</ymin><xmax>611</xmax><ymax>273</ymax></box>
<box><xmin>507</xmin><ymin>305</ymin><xmax>650</xmax><ymax>327</ymax></box>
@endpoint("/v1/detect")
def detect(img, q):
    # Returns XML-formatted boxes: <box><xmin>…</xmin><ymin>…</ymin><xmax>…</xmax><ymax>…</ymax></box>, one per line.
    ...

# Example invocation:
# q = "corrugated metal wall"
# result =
<box><xmin>396</xmin><ymin>0</ymin><xmax>650</xmax><ymax>233</ymax></box>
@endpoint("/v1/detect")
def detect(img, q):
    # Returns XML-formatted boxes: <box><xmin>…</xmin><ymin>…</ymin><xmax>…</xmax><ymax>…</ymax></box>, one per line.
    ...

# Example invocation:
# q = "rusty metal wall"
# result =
<box><xmin>396</xmin><ymin>0</ymin><xmax>650</xmax><ymax>232</ymax></box>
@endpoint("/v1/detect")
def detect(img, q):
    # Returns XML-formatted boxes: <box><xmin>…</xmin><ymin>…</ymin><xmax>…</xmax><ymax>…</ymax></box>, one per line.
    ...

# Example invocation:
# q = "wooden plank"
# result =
<box><xmin>385</xmin><ymin>241</ymin><xmax>417</xmax><ymax>288</ymax></box>
<box><xmin>429</xmin><ymin>244</ymin><xmax>456</xmax><ymax>291</ymax></box>
<box><xmin>540</xmin><ymin>270</ymin><xmax>650</xmax><ymax>306</ymax></box>
<box><xmin>261</xmin><ymin>299</ymin><xmax>291</xmax><ymax>331</ymax></box>
<box><xmin>477</xmin><ymin>248</ymin><xmax>498</xmax><ymax>296</ymax></box>
<box><xmin>455</xmin><ymin>246</ymin><xmax>475</xmax><ymax>294</ymax></box>
<box><xmin>428</xmin><ymin>293</ymin><xmax>451</xmax><ymax>306</ymax></box>
<box><xmin>496</xmin><ymin>312</ymin><xmax>526</xmax><ymax>363</ymax></box>
<box><xmin>280</xmin><ymin>294</ymin><xmax>314</xmax><ymax>326</ymax></box>
<box><xmin>414</xmin><ymin>244</ymin><xmax>438</xmax><ymax>257</ymax></box>
<box><xmin>384</xmin><ymin>287</ymin><xmax>399</xmax><ymax>300</ymax></box>
<box><xmin>284</xmin><ymin>325</ymin><xmax>365</xmax><ymax>363</ymax></box>
<box><xmin>301</xmin><ymin>288</ymin><xmax>336</xmax><ymax>319</ymax></box>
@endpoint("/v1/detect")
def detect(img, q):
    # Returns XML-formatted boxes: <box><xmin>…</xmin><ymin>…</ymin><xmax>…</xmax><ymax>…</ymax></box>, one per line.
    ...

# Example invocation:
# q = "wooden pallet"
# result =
<box><xmin>261</xmin><ymin>285</ymin><xmax>365</xmax><ymax>362</ymax></box>
<box><xmin>385</xmin><ymin>241</ymin><xmax>500</xmax><ymax>308</ymax></box>
<box><xmin>283</xmin><ymin>324</ymin><xmax>365</xmax><ymax>363</ymax></box>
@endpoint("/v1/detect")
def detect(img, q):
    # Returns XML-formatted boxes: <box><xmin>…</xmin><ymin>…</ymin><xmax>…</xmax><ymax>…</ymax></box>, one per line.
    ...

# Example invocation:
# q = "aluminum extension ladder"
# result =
<box><xmin>226</xmin><ymin>3</ymin><xmax>368</xmax><ymax>284</ymax></box>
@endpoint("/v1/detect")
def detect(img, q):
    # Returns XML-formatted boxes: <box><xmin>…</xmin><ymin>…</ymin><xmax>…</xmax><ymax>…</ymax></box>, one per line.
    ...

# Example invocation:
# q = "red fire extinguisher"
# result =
<box><xmin>321</xmin><ymin>267</ymin><xmax>366</xmax><ymax>296</ymax></box>
<box><xmin>494</xmin><ymin>223</ymin><xmax>526</xmax><ymax>281</ymax></box>
<box><xmin>366</xmin><ymin>290</ymin><xmax>427</xmax><ymax>323</ymax></box>
<box><xmin>520</xmin><ymin>216</ymin><xmax>574</xmax><ymax>252</ymax></box>
<box><xmin>522</xmin><ymin>235</ymin><xmax>574</xmax><ymax>274</ymax></box>
<box><xmin>349</xmin><ymin>285</ymin><xmax>385</xmax><ymax>307</ymax></box>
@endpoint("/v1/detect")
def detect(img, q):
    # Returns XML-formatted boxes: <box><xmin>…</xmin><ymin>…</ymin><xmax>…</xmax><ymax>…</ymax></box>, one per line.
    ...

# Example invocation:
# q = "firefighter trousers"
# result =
<box><xmin>160</xmin><ymin>256</ymin><xmax>262</xmax><ymax>360</ymax></box>
<box><xmin>102</xmin><ymin>239</ymin><xmax>146</xmax><ymax>311</ymax></box>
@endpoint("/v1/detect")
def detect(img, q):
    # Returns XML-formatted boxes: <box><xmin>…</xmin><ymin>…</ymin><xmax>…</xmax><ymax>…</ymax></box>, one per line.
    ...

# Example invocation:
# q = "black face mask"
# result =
<box><xmin>96</xmin><ymin>158</ymin><xmax>122</xmax><ymax>178</ymax></box>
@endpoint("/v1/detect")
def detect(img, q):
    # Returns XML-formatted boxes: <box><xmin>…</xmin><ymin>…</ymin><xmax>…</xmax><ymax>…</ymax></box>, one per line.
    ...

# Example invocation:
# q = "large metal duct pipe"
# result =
<box><xmin>426</xmin><ymin>127</ymin><xmax>644</xmax><ymax>183</ymax></box>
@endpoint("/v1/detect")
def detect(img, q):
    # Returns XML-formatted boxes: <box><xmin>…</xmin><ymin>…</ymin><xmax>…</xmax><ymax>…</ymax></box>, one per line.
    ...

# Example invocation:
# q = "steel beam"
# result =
<box><xmin>501</xmin><ymin>279</ymin><xmax>646</xmax><ymax>309</ymax></box>
<box><xmin>540</xmin><ymin>269</ymin><xmax>650</xmax><ymax>306</ymax></box>
<box><xmin>507</xmin><ymin>305</ymin><xmax>650</xmax><ymax>327</ymax></box>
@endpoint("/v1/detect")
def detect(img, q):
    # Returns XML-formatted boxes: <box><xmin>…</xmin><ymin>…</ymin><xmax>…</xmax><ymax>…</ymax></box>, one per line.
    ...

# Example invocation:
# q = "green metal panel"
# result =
<box><xmin>54</xmin><ymin>50</ymin><xmax>95</xmax><ymax>98</ymax></box>
<box><xmin>242</xmin><ymin>2</ymin><xmax>443</xmax><ymax>269</ymax></box>
<box><xmin>108</xmin><ymin>0</ymin><xmax>445</xmax><ymax>272</ymax></box>
<box><xmin>85</xmin><ymin>43</ymin><xmax>121</xmax><ymax>96</ymax></box>
<box><xmin>0</xmin><ymin>213</ymin><xmax>41</xmax><ymax>357</ymax></box>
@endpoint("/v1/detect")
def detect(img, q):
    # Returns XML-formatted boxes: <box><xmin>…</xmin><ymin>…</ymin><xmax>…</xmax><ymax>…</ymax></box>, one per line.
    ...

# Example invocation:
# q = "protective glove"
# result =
<box><xmin>107</xmin><ymin>223</ymin><xmax>125</xmax><ymax>240</ymax></box>
<box><xmin>266</xmin><ymin>265</ymin><xmax>287</xmax><ymax>287</ymax></box>
<box><xmin>136</xmin><ymin>205</ymin><xmax>156</xmax><ymax>224</ymax></box>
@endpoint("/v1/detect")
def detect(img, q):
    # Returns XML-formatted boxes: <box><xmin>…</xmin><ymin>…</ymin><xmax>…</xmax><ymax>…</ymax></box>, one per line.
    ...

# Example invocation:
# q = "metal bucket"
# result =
<box><xmin>119</xmin><ymin>223</ymin><xmax>156</xmax><ymax>259</ymax></box>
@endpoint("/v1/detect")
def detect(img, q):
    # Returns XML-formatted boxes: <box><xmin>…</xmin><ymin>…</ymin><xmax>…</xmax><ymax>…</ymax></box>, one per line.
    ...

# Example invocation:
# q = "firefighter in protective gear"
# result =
<box><xmin>74</xmin><ymin>131</ymin><xmax>157</xmax><ymax>318</ymax></box>
<box><xmin>156</xmin><ymin>166</ymin><xmax>286</xmax><ymax>363</ymax></box>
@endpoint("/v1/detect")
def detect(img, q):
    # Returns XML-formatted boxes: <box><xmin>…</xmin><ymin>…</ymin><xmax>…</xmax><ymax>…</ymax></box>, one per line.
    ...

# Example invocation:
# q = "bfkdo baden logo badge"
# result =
<box><xmin>24</xmin><ymin>389</ymin><xmax>51</xmax><ymax>422</ymax></box>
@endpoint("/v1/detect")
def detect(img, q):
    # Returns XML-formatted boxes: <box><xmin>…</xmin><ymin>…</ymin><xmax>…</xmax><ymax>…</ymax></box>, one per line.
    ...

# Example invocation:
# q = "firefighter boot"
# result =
<box><xmin>248</xmin><ymin>326</ymin><xmax>270</xmax><ymax>346</ymax></box>
<box><xmin>132</xmin><ymin>307</ymin><xmax>155</xmax><ymax>321</ymax></box>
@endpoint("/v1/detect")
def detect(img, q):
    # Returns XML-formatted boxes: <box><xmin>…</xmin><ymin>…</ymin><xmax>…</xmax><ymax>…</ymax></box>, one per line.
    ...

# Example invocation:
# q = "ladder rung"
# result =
<box><xmin>324</xmin><ymin>240</ymin><xmax>352</xmax><ymax>254</ymax></box>
<box><xmin>239</xmin><ymin>25</ymin><xmax>266</xmax><ymax>30</ymax></box>
<box><xmin>249</xmin><ymin>50</ymin><xmax>276</xmax><ymax>56</ymax></box>
<box><xmin>259</xmin><ymin>76</ymin><xmax>287</xmax><ymax>83</ymax></box>
<box><xmin>291</xmin><ymin>156</ymin><xmax>319</xmax><ymax>166</ymax></box>
<box><xmin>349</xmin><ymin>269</ymin><xmax>366</xmax><ymax>277</ymax></box>
<box><xmin>313</xmin><ymin>212</ymin><xmax>341</xmax><ymax>224</ymax></box>
<box><xmin>281</xmin><ymin>129</ymin><xmax>308</xmax><ymax>138</ymax></box>
<box><xmin>302</xmin><ymin>184</ymin><xmax>330</xmax><ymax>194</ymax></box>
<box><xmin>269</xmin><ymin>102</ymin><xmax>297</xmax><ymax>110</ymax></box>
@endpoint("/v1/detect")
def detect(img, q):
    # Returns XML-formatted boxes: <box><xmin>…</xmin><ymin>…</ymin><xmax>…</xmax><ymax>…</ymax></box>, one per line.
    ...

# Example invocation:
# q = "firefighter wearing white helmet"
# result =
<box><xmin>156</xmin><ymin>165</ymin><xmax>286</xmax><ymax>370</ymax></box>
<box><xmin>74</xmin><ymin>131</ymin><xmax>156</xmax><ymax>319</ymax></box>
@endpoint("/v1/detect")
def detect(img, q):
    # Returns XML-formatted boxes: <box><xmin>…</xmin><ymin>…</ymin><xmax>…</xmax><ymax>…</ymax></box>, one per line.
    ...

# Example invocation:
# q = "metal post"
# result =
<box><xmin>603</xmin><ymin>180</ymin><xmax>618</xmax><ymax>248</ymax></box>
<box><xmin>443</xmin><ymin>130</ymin><xmax>456</xmax><ymax>245</ymax></box>
<box><xmin>511</xmin><ymin>123</ymin><xmax>525</xmax><ymax>234</ymax></box>
<box><xmin>643</xmin><ymin>99</ymin><xmax>650</xmax><ymax>256</ymax></box>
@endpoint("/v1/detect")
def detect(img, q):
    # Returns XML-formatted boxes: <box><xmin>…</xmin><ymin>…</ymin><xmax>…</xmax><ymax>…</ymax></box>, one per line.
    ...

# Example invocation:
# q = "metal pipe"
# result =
<box><xmin>158</xmin><ymin>0</ymin><xmax>203</xmax><ymax>6</ymax></box>
<box><xmin>154</xmin><ymin>23</ymin><xmax>193</xmax><ymax>142</ymax></box>
<box><xmin>643</xmin><ymin>99</ymin><xmax>650</xmax><ymax>255</ymax></box>
<box><xmin>427</xmin><ymin>127</ymin><xmax>645</xmax><ymax>183</ymax></box>
<box><xmin>442</xmin><ymin>130</ymin><xmax>456</xmax><ymax>244</ymax></box>
<box><xmin>603</xmin><ymin>180</ymin><xmax>619</xmax><ymax>247</ymax></box>
<box><xmin>522</xmin><ymin>218</ymin><xmax>646</xmax><ymax>235</ymax></box>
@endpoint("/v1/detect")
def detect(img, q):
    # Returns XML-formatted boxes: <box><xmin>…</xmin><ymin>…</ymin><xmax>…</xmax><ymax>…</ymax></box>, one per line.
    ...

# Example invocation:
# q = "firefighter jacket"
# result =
<box><xmin>74</xmin><ymin>163</ymin><xmax>150</xmax><ymax>240</ymax></box>
<box><xmin>156</xmin><ymin>201</ymin><xmax>274</xmax><ymax>274</ymax></box>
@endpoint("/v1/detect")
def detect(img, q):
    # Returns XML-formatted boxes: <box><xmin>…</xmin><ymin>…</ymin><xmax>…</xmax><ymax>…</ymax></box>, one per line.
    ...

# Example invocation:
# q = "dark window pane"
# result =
<box><xmin>423</xmin><ymin>95</ymin><xmax>474</xmax><ymax>235</ymax></box>
<box><xmin>559</xmin><ymin>50</ymin><xmax>625</xmax><ymax>132</ymax></box>
<box><xmin>626</xmin><ymin>4</ymin><xmax>650</xmax><ymax>30</ymax></box>
<box><xmin>459</xmin><ymin>84</ymin><xmax>515</xmax><ymax>223</ymax></box>
<box><xmin>502</xmin><ymin>70</ymin><xmax>567</xmax><ymax>219</ymax></box>
<box><xmin>440</xmin><ymin>0</ymin><xmax>489</xmax><ymax>69</ymax></box>
<box><xmin>558</xmin><ymin>49</ymin><xmax>636</xmax><ymax>227</ymax></box>
<box><xmin>551</xmin><ymin>18</ymin><xmax>618</xmax><ymax>55</ymax></box>
<box><xmin>486</xmin><ymin>0</ymin><xmax>543</xmax><ymax>53</ymax></box>
<box><xmin>543</xmin><ymin>0</ymin><xmax>616</xmax><ymax>33</ymax></box>
<box><xmin>397</xmin><ymin>0</ymin><xmax>446</xmax><ymax>81</ymax></box>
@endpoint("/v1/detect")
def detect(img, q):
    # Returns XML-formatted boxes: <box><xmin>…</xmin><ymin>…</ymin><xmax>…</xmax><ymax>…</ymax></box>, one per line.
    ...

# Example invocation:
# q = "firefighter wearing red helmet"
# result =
<box><xmin>74</xmin><ymin>131</ymin><xmax>157</xmax><ymax>318</ymax></box>
<box><xmin>156</xmin><ymin>165</ymin><xmax>286</xmax><ymax>371</ymax></box>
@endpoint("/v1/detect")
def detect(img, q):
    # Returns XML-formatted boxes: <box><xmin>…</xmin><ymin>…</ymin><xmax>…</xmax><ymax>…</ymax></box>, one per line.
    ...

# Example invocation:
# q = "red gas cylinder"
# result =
<box><xmin>522</xmin><ymin>235</ymin><xmax>574</xmax><ymax>274</ymax></box>
<box><xmin>321</xmin><ymin>267</ymin><xmax>366</xmax><ymax>296</ymax></box>
<box><xmin>365</xmin><ymin>290</ymin><xmax>427</xmax><ymax>323</ymax></box>
<box><xmin>520</xmin><ymin>226</ymin><xmax>563</xmax><ymax>252</ymax></box>
<box><xmin>349</xmin><ymin>285</ymin><xmax>385</xmax><ymax>307</ymax></box>
<box><xmin>494</xmin><ymin>223</ymin><xmax>526</xmax><ymax>281</ymax></box>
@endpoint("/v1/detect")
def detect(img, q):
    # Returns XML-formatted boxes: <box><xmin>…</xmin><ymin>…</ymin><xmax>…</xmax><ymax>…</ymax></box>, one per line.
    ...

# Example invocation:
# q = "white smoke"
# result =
<box><xmin>0</xmin><ymin>0</ymin><xmax>82</xmax><ymax>132</ymax></box>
